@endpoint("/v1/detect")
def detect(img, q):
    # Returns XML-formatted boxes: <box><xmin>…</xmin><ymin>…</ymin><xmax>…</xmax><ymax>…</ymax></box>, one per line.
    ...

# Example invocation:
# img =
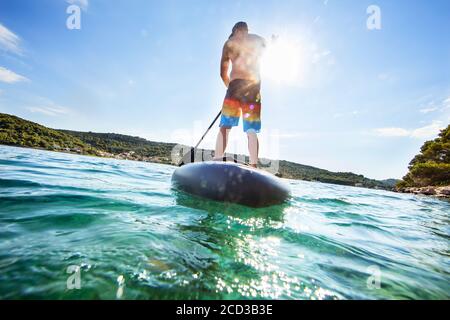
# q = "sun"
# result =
<box><xmin>261</xmin><ymin>36</ymin><xmax>303</xmax><ymax>85</ymax></box>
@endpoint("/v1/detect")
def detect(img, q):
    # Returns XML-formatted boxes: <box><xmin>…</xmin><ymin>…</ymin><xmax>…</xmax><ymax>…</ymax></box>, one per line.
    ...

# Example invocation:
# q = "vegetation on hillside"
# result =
<box><xmin>0</xmin><ymin>113</ymin><xmax>99</xmax><ymax>155</ymax></box>
<box><xmin>61</xmin><ymin>130</ymin><xmax>177</xmax><ymax>164</ymax></box>
<box><xmin>278</xmin><ymin>160</ymin><xmax>392</xmax><ymax>188</ymax></box>
<box><xmin>0</xmin><ymin>112</ymin><xmax>396</xmax><ymax>189</ymax></box>
<box><xmin>397</xmin><ymin>125</ymin><xmax>450</xmax><ymax>188</ymax></box>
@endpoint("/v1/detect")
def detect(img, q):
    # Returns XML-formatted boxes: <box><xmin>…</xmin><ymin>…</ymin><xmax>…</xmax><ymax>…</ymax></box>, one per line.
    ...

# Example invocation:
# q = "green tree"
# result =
<box><xmin>398</xmin><ymin>125</ymin><xmax>450</xmax><ymax>187</ymax></box>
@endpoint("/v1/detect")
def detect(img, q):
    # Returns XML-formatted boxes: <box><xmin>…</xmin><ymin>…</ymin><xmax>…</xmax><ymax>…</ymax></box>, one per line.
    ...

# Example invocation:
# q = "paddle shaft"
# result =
<box><xmin>179</xmin><ymin>110</ymin><xmax>251</xmax><ymax>167</ymax></box>
<box><xmin>193</xmin><ymin>110</ymin><xmax>222</xmax><ymax>149</ymax></box>
<box><xmin>178</xmin><ymin>110</ymin><xmax>221</xmax><ymax>166</ymax></box>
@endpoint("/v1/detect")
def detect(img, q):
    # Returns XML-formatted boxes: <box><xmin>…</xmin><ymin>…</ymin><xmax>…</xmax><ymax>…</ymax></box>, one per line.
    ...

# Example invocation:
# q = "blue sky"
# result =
<box><xmin>0</xmin><ymin>0</ymin><xmax>449</xmax><ymax>179</ymax></box>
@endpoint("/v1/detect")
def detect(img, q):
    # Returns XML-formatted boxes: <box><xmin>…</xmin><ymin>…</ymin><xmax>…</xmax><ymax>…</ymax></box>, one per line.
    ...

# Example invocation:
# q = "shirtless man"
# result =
<box><xmin>214</xmin><ymin>22</ymin><xmax>266</xmax><ymax>168</ymax></box>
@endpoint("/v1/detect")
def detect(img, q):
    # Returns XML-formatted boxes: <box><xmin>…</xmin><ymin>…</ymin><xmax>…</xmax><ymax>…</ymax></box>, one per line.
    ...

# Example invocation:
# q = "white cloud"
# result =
<box><xmin>419</xmin><ymin>97</ymin><xmax>450</xmax><ymax>114</ymax></box>
<box><xmin>66</xmin><ymin>0</ymin><xmax>89</xmax><ymax>10</ymax></box>
<box><xmin>443</xmin><ymin>97</ymin><xmax>450</xmax><ymax>109</ymax></box>
<box><xmin>26</xmin><ymin>98</ymin><xmax>70</xmax><ymax>116</ymax></box>
<box><xmin>410</xmin><ymin>121</ymin><xmax>445</xmax><ymax>139</ymax></box>
<box><xmin>373</xmin><ymin>121</ymin><xmax>445</xmax><ymax>139</ymax></box>
<box><xmin>27</xmin><ymin>105</ymin><xmax>70</xmax><ymax>116</ymax></box>
<box><xmin>0</xmin><ymin>66</ymin><xmax>28</xmax><ymax>83</ymax></box>
<box><xmin>374</xmin><ymin>127</ymin><xmax>410</xmax><ymax>137</ymax></box>
<box><xmin>420</xmin><ymin>106</ymin><xmax>438</xmax><ymax>114</ymax></box>
<box><xmin>0</xmin><ymin>23</ymin><xmax>22</xmax><ymax>55</ymax></box>
<box><xmin>419</xmin><ymin>100</ymin><xmax>438</xmax><ymax>114</ymax></box>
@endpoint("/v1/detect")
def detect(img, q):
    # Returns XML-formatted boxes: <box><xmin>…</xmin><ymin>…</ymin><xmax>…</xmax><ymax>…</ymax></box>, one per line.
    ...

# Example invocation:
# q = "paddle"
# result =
<box><xmin>178</xmin><ymin>110</ymin><xmax>222</xmax><ymax>166</ymax></box>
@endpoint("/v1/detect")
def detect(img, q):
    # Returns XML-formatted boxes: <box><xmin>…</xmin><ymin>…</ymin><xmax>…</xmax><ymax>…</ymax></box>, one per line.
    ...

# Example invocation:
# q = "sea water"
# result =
<box><xmin>0</xmin><ymin>145</ymin><xmax>448</xmax><ymax>299</ymax></box>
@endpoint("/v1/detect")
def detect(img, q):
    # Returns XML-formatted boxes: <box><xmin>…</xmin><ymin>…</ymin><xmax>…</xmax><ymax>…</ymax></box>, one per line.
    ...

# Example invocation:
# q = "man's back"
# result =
<box><xmin>224</xmin><ymin>34</ymin><xmax>266</xmax><ymax>82</ymax></box>
<box><xmin>216</xmin><ymin>23</ymin><xmax>264</xmax><ymax>167</ymax></box>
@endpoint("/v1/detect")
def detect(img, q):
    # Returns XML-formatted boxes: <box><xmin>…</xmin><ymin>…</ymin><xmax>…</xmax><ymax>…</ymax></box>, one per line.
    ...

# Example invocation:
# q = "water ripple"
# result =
<box><xmin>0</xmin><ymin>145</ymin><xmax>449</xmax><ymax>300</ymax></box>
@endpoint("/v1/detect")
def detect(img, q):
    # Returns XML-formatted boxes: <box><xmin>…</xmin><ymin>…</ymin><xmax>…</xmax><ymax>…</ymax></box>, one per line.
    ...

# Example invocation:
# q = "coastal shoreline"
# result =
<box><xmin>2</xmin><ymin>143</ymin><xmax>449</xmax><ymax>200</ymax></box>
<box><xmin>2</xmin><ymin>113</ymin><xmax>448</xmax><ymax>196</ymax></box>
<box><xmin>397</xmin><ymin>186</ymin><xmax>450</xmax><ymax>200</ymax></box>
<box><xmin>0</xmin><ymin>143</ymin><xmax>172</xmax><ymax>165</ymax></box>
<box><xmin>0</xmin><ymin>112</ymin><xmax>399</xmax><ymax>191</ymax></box>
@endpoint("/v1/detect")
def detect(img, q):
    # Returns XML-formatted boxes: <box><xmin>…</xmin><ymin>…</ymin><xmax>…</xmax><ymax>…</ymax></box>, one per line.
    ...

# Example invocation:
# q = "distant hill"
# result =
<box><xmin>381</xmin><ymin>179</ymin><xmax>400</xmax><ymax>188</ymax></box>
<box><xmin>397</xmin><ymin>125</ymin><xmax>450</xmax><ymax>188</ymax></box>
<box><xmin>0</xmin><ymin>113</ymin><xmax>395</xmax><ymax>190</ymax></box>
<box><xmin>60</xmin><ymin>130</ymin><xmax>177</xmax><ymax>164</ymax></box>
<box><xmin>277</xmin><ymin>159</ymin><xmax>393</xmax><ymax>188</ymax></box>
<box><xmin>0</xmin><ymin>113</ymin><xmax>99</xmax><ymax>155</ymax></box>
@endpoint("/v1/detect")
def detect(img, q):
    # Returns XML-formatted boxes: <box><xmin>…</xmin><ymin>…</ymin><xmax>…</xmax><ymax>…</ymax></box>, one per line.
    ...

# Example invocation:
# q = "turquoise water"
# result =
<box><xmin>0</xmin><ymin>145</ymin><xmax>448</xmax><ymax>300</ymax></box>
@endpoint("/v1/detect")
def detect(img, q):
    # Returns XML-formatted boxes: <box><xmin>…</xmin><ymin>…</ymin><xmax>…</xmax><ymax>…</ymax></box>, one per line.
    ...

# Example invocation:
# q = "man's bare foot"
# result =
<box><xmin>250</xmin><ymin>164</ymin><xmax>257</xmax><ymax>169</ymax></box>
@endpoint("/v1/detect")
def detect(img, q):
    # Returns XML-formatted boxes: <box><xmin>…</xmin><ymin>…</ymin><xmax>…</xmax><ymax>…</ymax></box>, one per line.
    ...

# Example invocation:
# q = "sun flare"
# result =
<box><xmin>261</xmin><ymin>36</ymin><xmax>303</xmax><ymax>85</ymax></box>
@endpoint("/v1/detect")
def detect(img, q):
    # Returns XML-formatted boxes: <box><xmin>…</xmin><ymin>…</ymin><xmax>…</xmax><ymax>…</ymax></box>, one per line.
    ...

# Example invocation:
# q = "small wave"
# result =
<box><xmin>2</xmin><ymin>212</ymin><xmax>105</xmax><ymax>231</ymax></box>
<box><xmin>298</xmin><ymin>197</ymin><xmax>356</xmax><ymax>207</ymax></box>
<box><xmin>0</xmin><ymin>179</ymin><xmax>42</xmax><ymax>188</ymax></box>
<box><xmin>0</xmin><ymin>193</ymin><xmax>149</xmax><ymax>213</ymax></box>
<box><xmin>331</xmin><ymin>221</ymin><xmax>393</xmax><ymax>234</ymax></box>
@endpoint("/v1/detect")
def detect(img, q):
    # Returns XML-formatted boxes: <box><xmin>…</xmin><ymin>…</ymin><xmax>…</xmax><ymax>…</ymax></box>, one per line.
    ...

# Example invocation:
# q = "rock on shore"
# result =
<box><xmin>397</xmin><ymin>186</ymin><xmax>450</xmax><ymax>199</ymax></box>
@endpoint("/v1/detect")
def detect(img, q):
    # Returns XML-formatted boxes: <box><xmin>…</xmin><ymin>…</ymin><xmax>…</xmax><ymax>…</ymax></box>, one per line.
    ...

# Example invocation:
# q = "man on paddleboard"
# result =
<box><xmin>214</xmin><ymin>22</ymin><xmax>266</xmax><ymax>168</ymax></box>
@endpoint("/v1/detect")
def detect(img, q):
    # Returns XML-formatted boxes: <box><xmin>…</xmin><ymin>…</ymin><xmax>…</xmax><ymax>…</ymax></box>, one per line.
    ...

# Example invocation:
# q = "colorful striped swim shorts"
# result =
<box><xmin>219</xmin><ymin>79</ymin><xmax>261</xmax><ymax>133</ymax></box>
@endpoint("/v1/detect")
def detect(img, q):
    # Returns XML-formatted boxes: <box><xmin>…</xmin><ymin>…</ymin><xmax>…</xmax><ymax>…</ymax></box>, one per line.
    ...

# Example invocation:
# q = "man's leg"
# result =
<box><xmin>247</xmin><ymin>131</ymin><xmax>259</xmax><ymax>167</ymax></box>
<box><xmin>214</xmin><ymin>126</ymin><xmax>231</xmax><ymax>160</ymax></box>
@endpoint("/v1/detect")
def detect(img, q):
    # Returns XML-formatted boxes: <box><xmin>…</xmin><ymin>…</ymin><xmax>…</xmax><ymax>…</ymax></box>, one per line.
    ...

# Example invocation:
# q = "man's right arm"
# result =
<box><xmin>220</xmin><ymin>41</ymin><xmax>231</xmax><ymax>88</ymax></box>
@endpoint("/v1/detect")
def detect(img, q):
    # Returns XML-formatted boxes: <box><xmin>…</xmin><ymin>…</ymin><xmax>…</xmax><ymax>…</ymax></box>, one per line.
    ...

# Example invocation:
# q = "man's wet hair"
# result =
<box><xmin>229</xmin><ymin>21</ymin><xmax>248</xmax><ymax>39</ymax></box>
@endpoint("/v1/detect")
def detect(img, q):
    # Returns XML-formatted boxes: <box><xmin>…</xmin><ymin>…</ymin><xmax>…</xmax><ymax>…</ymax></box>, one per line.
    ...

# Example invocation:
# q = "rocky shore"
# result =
<box><xmin>397</xmin><ymin>186</ymin><xmax>450</xmax><ymax>199</ymax></box>
<box><xmin>97</xmin><ymin>150</ymin><xmax>171</xmax><ymax>164</ymax></box>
